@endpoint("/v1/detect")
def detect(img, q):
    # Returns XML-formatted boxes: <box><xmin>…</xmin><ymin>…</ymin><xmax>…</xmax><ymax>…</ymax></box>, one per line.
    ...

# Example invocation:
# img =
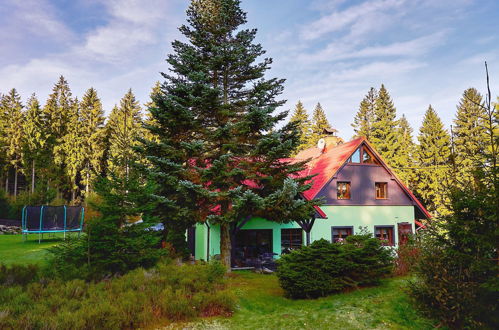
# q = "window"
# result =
<box><xmin>332</xmin><ymin>226</ymin><xmax>353</xmax><ymax>243</ymax></box>
<box><xmin>349</xmin><ymin>148</ymin><xmax>361</xmax><ymax>163</ymax></box>
<box><xmin>337</xmin><ymin>182</ymin><xmax>351</xmax><ymax>199</ymax></box>
<box><xmin>362</xmin><ymin>148</ymin><xmax>380</xmax><ymax>165</ymax></box>
<box><xmin>375</xmin><ymin>226</ymin><xmax>394</xmax><ymax>246</ymax></box>
<box><xmin>281</xmin><ymin>228</ymin><xmax>303</xmax><ymax>252</ymax></box>
<box><xmin>375</xmin><ymin>182</ymin><xmax>388</xmax><ymax>199</ymax></box>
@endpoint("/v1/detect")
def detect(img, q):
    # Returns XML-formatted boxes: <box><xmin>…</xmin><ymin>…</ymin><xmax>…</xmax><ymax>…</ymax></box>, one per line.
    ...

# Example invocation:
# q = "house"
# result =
<box><xmin>188</xmin><ymin>137</ymin><xmax>430</xmax><ymax>266</ymax></box>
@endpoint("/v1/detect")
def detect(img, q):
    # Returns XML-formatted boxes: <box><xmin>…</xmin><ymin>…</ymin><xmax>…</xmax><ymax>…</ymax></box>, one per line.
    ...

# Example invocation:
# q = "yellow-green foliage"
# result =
<box><xmin>0</xmin><ymin>261</ymin><xmax>234</xmax><ymax>329</ymax></box>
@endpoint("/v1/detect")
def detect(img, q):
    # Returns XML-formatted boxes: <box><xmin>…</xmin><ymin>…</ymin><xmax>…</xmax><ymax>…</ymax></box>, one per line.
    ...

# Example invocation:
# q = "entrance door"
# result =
<box><xmin>397</xmin><ymin>222</ymin><xmax>413</xmax><ymax>245</ymax></box>
<box><xmin>187</xmin><ymin>226</ymin><xmax>196</xmax><ymax>257</ymax></box>
<box><xmin>233</xmin><ymin>229</ymin><xmax>273</xmax><ymax>267</ymax></box>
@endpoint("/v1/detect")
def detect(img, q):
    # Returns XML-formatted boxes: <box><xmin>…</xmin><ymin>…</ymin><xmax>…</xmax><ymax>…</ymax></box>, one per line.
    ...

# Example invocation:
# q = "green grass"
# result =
<box><xmin>0</xmin><ymin>236</ymin><xmax>437</xmax><ymax>329</ymax></box>
<box><xmin>177</xmin><ymin>272</ymin><xmax>437</xmax><ymax>330</ymax></box>
<box><xmin>0</xmin><ymin>233</ymin><xmax>68</xmax><ymax>265</ymax></box>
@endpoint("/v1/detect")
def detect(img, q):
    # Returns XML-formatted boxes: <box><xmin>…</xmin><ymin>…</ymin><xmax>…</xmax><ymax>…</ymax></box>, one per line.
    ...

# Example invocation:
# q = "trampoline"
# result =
<box><xmin>21</xmin><ymin>205</ymin><xmax>84</xmax><ymax>243</ymax></box>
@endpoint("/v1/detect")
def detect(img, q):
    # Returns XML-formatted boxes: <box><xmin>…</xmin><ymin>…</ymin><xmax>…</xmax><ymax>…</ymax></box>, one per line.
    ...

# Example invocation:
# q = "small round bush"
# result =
<box><xmin>276</xmin><ymin>235</ymin><xmax>393</xmax><ymax>299</ymax></box>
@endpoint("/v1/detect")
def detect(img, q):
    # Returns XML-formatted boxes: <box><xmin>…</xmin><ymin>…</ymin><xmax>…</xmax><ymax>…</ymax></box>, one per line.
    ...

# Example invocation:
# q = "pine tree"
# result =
<box><xmin>289</xmin><ymin>101</ymin><xmax>311</xmax><ymax>154</ymax></box>
<box><xmin>394</xmin><ymin>114</ymin><xmax>415</xmax><ymax>186</ymax></box>
<box><xmin>143</xmin><ymin>82</ymin><xmax>162</xmax><ymax>144</ymax></box>
<box><xmin>415</xmin><ymin>105</ymin><xmax>452</xmax><ymax>217</ymax></box>
<box><xmin>22</xmin><ymin>94</ymin><xmax>48</xmax><ymax>193</ymax></box>
<box><xmin>0</xmin><ymin>89</ymin><xmax>25</xmax><ymax>196</ymax></box>
<box><xmin>352</xmin><ymin>87</ymin><xmax>377</xmax><ymax>140</ymax></box>
<box><xmin>371</xmin><ymin>84</ymin><xmax>399</xmax><ymax>165</ymax></box>
<box><xmin>453</xmin><ymin>88</ymin><xmax>487</xmax><ymax>186</ymax></box>
<box><xmin>0</xmin><ymin>92</ymin><xmax>7</xmax><ymax>190</ymax></box>
<box><xmin>80</xmin><ymin>88</ymin><xmax>106</xmax><ymax>195</ymax></box>
<box><xmin>140</xmin><ymin>0</ymin><xmax>319</xmax><ymax>269</ymax></box>
<box><xmin>54</xmin><ymin>99</ymin><xmax>85</xmax><ymax>202</ymax></box>
<box><xmin>106</xmin><ymin>89</ymin><xmax>143</xmax><ymax>179</ymax></box>
<box><xmin>310</xmin><ymin>102</ymin><xmax>332</xmax><ymax>145</ymax></box>
<box><xmin>43</xmin><ymin>76</ymin><xmax>75</xmax><ymax>196</ymax></box>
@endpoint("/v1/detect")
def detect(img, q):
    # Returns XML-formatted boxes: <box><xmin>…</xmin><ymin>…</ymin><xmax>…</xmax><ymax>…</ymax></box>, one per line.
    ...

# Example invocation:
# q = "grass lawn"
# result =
<box><xmin>174</xmin><ymin>272</ymin><xmax>436</xmax><ymax>330</ymax></box>
<box><xmin>0</xmin><ymin>233</ymin><xmax>68</xmax><ymax>265</ymax></box>
<box><xmin>1</xmin><ymin>235</ymin><xmax>437</xmax><ymax>329</ymax></box>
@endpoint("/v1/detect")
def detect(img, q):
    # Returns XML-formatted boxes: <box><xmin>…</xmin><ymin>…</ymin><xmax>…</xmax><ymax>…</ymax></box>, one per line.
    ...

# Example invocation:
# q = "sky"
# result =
<box><xmin>0</xmin><ymin>0</ymin><xmax>498</xmax><ymax>139</ymax></box>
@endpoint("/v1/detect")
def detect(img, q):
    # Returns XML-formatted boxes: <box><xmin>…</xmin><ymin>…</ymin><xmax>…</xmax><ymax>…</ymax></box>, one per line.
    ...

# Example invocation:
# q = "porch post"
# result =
<box><xmin>205</xmin><ymin>221</ymin><xmax>210</xmax><ymax>261</ymax></box>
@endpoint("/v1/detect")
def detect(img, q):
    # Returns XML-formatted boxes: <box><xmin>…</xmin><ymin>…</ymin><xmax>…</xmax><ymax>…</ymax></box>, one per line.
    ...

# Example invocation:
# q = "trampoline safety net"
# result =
<box><xmin>22</xmin><ymin>205</ymin><xmax>84</xmax><ymax>233</ymax></box>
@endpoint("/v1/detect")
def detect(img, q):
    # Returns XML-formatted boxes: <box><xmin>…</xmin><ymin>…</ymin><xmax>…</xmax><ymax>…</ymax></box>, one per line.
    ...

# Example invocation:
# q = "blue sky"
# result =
<box><xmin>0</xmin><ymin>0</ymin><xmax>498</xmax><ymax>139</ymax></box>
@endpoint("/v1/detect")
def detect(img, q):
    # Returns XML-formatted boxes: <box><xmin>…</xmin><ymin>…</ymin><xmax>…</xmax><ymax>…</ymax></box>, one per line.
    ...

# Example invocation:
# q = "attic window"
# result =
<box><xmin>375</xmin><ymin>182</ymin><xmax>388</xmax><ymax>199</ymax></box>
<box><xmin>349</xmin><ymin>148</ymin><xmax>361</xmax><ymax>163</ymax></box>
<box><xmin>348</xmin><ymin>146</ymin><xmax>380</xmax><ymax>165</ymax></box>
<box><xmin>362</xmin><ymin>148</ymin><xmax>380</xmax><ymax>165</ymax></box>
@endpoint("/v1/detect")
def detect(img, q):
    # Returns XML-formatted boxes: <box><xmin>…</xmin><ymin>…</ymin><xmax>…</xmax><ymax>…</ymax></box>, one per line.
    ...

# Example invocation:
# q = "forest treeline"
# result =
<box><xmin>0</xmin><ymin>75</ymin><xmax>497</xmax><ymax>218</ymax></box>
<box><xmin>0</xmin><ymin>76</ymin><xmax>160</xmax><ymax>210</ymax></box>
<box><xmin>290</xmin><ymin>84</ymin><xmax>498</xmax><ymax>217</ymax></box>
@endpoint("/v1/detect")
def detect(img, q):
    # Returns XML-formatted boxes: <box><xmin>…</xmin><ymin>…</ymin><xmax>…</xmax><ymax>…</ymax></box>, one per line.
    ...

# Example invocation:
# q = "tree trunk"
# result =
<box><xmin>5</xmin><ymin>176</ymin><xmax>8</xmax><ymax>194</ymax></box>
<box><xmin>31</xmin><ymin>159</ymin><xmax>36</xmax><ymax>194</ymax></box>
<box><xmin>13</xmin><ymin>168</ymin><xmax>18</xmax><ymax>198</ymax></box>
<box><xmin>85</xmin><ymin>164</ymin><xmax>90</xmax><ymax>195</ymax></box>
<box><xmin>72</xmin><ymin>189</ymin><xmax>76</xmax><ymax>203</ymax></box>
<box><xmin>220</xmin><ymin>223</ymin><xmax>232</xmax><ymax>272</ymax></box>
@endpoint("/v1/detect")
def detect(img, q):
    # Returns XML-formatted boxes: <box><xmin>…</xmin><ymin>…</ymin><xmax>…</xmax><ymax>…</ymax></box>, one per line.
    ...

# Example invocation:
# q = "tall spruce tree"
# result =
<box><xmin>44</xmin><ymin>76</ymin><xmax>74</xmax><ymax>196</ymax></box>
<box><xmin>143</xmin><ymin>82</ymin><xmax>161</xmax><ymax>144</ymax></box>
<box><xmin>0</xmin><ymin>92</ymin><xmax>6</xmax><ymax>190</ymax></box>
<box><xmin>371</xmin><ymin>84</ymin><xmax>399</xmax><ymax>165</ymax></box>
<box><xmin>289</xmin><ymin>101</ymin><xmax>311</xmax><ymax>154</ymax></box>
<box><xmin>310</xmin><ymin>102</ymin><xmax>332</xmax><ymax>145</ymax></box>
<box><xmin>22</xmin><ymin>94</ymin><xmax>48</xmax><ymax>193</ymax></box>
<box><xmin>394</xmin><ymin>114</ymin><xmax>415</xmax><ymax>186</ymax></box>
<box><xmin>141</xmin><ymin>0</ymin><xmax>318</xmax><ymax>269</ymax></box>
<box><xmin>106</xmin><ymin>89</ymin><xmax>143</xmax><ymax>179</ymax></box>
<box><xmin>453</xmin><ymin>88</ymin><xmax>487</xmax><ymax>186</ymax></box>
<box><xmin>415</xmin><ymin>105</ymin><xmax>452</xmax><ymax>217</ymax></box>
<box><xmin>80</xmin><ymin>88</ymin><xmax>106</xmax><ymax>195</ymax></box>
<box><xmin>54</xmin><ymin>99</ymin><xmax>85</xmax><ymax>202</ymax></box>
<box><xmin>352</xmin><ymin>87</ymin><xmax>377</xmax><ymax>140</ymax></box>
<box><xmin>1</xmin><ymin>89</ymin><xmax>24</xmax><ymax>196</ymax></box>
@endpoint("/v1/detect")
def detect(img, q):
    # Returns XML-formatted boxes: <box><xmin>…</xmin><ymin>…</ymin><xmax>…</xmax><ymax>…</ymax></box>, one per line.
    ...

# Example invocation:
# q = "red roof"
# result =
<box><xmin>295</xmin><ymin>138</ymin><xmax>364</xmax><ymax>200</ymax></box>
<box><xmin>293</xmin><ymin>137</ymin><xmax>431</xmax><ymax>219</ymax></box>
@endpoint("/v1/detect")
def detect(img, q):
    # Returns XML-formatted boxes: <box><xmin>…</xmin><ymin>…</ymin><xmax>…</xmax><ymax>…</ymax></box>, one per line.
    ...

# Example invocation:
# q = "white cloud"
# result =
<box><xmin>300</xmin><ymin>0</ymin><xmax>406</xmax><ymax>40</ymax></box>
<box><xmin>80</xmin><ymin>0</ymin><xmax>181</xmax><ymax>62</ymax></box>
<box><xmin>0</xmin><ymin>0</ymin><xmax>73</xmax><ymax>42</ymax></box>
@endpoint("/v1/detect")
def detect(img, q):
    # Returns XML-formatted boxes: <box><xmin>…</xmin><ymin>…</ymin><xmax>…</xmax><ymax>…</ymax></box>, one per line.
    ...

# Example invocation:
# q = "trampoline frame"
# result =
<box><xmin>21</xmin><ymin>205</ymin><xmax>85</xmax><ymax>243</ymax></box>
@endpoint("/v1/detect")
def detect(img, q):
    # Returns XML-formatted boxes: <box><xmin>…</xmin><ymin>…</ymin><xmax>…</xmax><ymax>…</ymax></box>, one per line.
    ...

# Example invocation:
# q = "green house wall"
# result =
<box><xmin>193</xmin><ymin>205</ymin><xmax>415</xmax><ymax>261</ymax></box>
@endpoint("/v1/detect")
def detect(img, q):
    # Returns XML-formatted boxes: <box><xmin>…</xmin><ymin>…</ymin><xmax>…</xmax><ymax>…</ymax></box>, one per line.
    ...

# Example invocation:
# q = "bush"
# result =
<box><xmin>0</xmin><ymin>264</ymin><xmax>39</xmax><ymax>287</ymax></box>
<box><xmin>0</xmin><ymin>190</ymin><xmax>10</xmax><ymax>218</ymax></box>
<box><xmin>5</xmin><ymin>187</ymin><xmax>57</xmax><ymax>219</ymax></box>
<box><xmin>408</xmin><ymin>190</ymin><xmax>498</xmax><ymax>329</ymax></box>
<box><xmin>276</xmin><ymin>233</ymin><xmax>393</xmax><ymax>299</ymax></box>
<box><xmin>393</xmin><ymin>235</ymin><xmax>420</xmax><ymax>276</ymax></box>
<box><xmin>0</xmin><ymin>261</ymin><xmax>234</xmax><ymax>329</ymax></box>
<box><xmin>47</xmin><ymin>216</ymin><xmax>167</xmax><ymax>281</ymax></box>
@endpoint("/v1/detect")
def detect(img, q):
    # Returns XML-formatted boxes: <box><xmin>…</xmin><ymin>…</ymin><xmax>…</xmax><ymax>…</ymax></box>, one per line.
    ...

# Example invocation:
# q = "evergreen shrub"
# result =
<box><xmin>409</xmin><ymin>190</ymin><xmax>498</xmax><ymax>328</ymax></box>
<box><xmin>0</xmin><ymin>261</ymin><xmax>234</xmax><ymax>329</ymax></box>
<box><xmin>47</xmin><ymin>216</ymin><xmax>166</xmax><ymax>281</ymax></box>
<box><xmin>276</xmin><ymin>234</ymin><xmax>393</xmax><ymax>299</ymax></box>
